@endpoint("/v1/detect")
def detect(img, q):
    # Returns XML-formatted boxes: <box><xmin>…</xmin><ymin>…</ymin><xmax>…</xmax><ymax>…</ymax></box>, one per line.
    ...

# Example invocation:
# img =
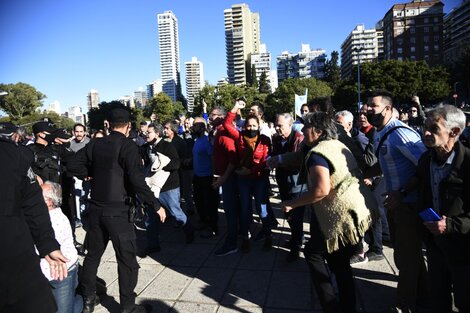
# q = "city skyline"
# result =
<box><xmin>0</xmin><ymin>0</ymin><xmax>461</xmax><ymax>114</ymax></box>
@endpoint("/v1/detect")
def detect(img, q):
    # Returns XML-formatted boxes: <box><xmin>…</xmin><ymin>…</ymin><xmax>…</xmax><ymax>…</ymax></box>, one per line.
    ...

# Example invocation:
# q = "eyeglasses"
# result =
<box><xmin>409</xmin><ymin>109</ymin><xmax>418</xmax><ymax>113</ymax></box>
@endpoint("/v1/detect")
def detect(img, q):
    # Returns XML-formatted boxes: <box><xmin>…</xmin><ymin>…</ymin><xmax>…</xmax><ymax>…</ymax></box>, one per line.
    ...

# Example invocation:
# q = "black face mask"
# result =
<box><xmin>366</xmin><ymin>107</ymin><xmax>387</xmax><ymax>127</ymax></box>
<box><xmin>244</xmin><ymin>129</ymin><xmax>259</xmax><ymax>138</ymax></box>
<box><xmin>43</xmin><ymin>133</ymin><xmax>56</xmax><ymax>144</ymax></box>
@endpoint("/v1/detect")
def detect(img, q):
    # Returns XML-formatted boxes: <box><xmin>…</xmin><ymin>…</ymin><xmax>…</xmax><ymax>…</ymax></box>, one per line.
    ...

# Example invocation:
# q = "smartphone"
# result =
<box><xmin>418</xmin><ymin>207</ymin><xmax>441</xmax><ymax>222</ymax></box>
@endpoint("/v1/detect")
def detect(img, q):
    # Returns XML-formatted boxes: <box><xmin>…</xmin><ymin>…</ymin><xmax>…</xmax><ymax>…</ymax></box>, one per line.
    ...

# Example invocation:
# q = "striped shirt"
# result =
<box><xmin>373</xmin><ymin>118</ymin><xmax>427</xmax><ymax>202</ymax></box>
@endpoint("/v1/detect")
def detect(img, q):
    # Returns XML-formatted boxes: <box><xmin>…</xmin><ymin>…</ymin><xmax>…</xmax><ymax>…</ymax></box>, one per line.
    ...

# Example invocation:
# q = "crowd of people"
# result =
<box><xmin>1</xmin><ymin>90</ymin><xmax>470</xmax><ymax>313</ymax></box>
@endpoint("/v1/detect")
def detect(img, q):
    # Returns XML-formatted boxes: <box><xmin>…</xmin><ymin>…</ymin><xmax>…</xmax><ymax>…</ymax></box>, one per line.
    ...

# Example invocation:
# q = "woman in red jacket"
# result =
<box><xmin>223</xmin><ymin>99</ymin><xmax>272</xmax><ymax>252</ymax></box>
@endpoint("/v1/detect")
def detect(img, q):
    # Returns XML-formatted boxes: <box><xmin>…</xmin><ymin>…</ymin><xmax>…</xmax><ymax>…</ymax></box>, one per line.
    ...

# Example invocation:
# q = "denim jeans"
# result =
<box><xmin>50</xmin><ymin>262</ymin><xmax>83</xmax><ymax>313</ymax></box>
<box><xmin>145</xmin><ymin>200</ymin><xmax>161</xmax><ymax>250</ymax></box>
<box><xmin>221</xmin><ymin>174</ymin><xmax>239</xmax><ymax>249</ymax></box>
<box><xmin>368</xmin><ymin>179</ymin><xmax>389</xmax><ymax>254</ymax></box>
<box><xmin>159</xmin><ymin>187</ymin><xmax>187</xmax><ymax>225</ymax></box>
<box><xmin>238</xmin><ymin>175</ymin><xmax>270</xmax><ymax>238</ymax></box>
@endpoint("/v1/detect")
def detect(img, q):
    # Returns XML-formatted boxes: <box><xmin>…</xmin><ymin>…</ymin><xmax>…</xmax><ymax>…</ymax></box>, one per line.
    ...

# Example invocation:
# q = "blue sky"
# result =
<box><xmin>0</xmin><ymin>0</ymin><xmax>461</xmax><ymax>114</ymax></box>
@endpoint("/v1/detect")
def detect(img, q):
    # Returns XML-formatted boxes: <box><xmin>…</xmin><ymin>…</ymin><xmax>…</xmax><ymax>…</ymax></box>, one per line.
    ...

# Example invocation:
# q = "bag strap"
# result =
<box><xmin>375</xmin><ymin>126</ymin><xmax>409</xmax><ymax>157</ymax></box>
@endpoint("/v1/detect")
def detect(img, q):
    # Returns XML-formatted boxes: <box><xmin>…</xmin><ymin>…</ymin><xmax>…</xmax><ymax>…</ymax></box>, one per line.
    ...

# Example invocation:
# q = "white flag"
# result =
<box><xmin>294</xmin><ymin>89</ymin><xmax>308</xmax><ymax>117</ymax></box>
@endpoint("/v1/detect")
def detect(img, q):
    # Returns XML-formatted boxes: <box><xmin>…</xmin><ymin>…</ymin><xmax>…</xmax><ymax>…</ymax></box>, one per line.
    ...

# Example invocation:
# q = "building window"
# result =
<box><xmin>398</xmin><ymin>57</ymin><xmax>403</xmax><ymax>61</ymax></box>
<box><xmin>424</xmin><ymin>45</ymin><xmax>429</xmax><ymax>52</ymax></box>
<box><xmin>433</xmin><ymin>26</ymin><xmax>439</xmax><ymax>32</ymax></box>
<box><xmin>410</xmin><ymin>55</ymin><xmax>416</xmax><ymax>60</ymax></box>
<box><xmin>397</xmin><ymin>48</ymin><xmax>403</xmax><ymax>54</ymax></box>
<box><xmin>411</xmin><ymin>46</ymin><xmax>416</xmax><ymax>52</ymax></box>
<box><xmin>434</xmin><ymin>36</ymin><xmax>439</xmax><ymax>42</ymax></box>
<box><xmin>424</xmin><ymin>36</ymin><xmax>430</xmax><ymax>43</ymax></box>
<box><xmin>397</xmin><ymin>38</ymin><xmax>403</xmax><ymax>45</ymax></box>
<box><xmin>424</xmin><ymin>26</ymin><xmax>429</xmax><ymax>33</ymax></box>
<box><xmin>424</xmin><ymin>17</ymin><xmax>429</xmax><ymax>23</ymax></box>
<box><xmin>410</xmin><ymin>37</ymin><xmax>416</xmax><ymax>44</ymax></box>
<box><xmin>410</xmin><ymin>27</ymin><xmax>415</xmax><ymax>34</ymax></box>
<box><xmin>434</xmin><ymin>45</ymin><xmax>439</xmax><ymax>51</ymax></box>
<box><xmin>434</xmin><ymin>17</ymin><xmax>439</xmax><ymax>23</ymax></box>
<box><xmin>407</xmin><ymin>19</ymin><xmax>415</xmax><ymax>25</ymax></box>
<box><xmin>424</xmin><ymin>55</ymin><xmax>429</xmax><ymax>60</ymax></box>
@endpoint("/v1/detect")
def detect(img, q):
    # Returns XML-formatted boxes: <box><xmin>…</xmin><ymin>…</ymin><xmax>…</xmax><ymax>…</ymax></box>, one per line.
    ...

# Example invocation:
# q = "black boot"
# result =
<box><xmin>82</xmin><ymin>295</ymin><xmax>99</xmax><ymax>313</ymax></box>
<box><xmin>183</xmin><ymin>222</ymin><xmax>195</xmax><ymax>244</ymax></box>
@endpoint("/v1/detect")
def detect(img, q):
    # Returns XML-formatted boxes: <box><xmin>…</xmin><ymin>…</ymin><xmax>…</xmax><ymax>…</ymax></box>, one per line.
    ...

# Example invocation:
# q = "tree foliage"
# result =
<box><xmin>258</xmin><ymin>71</ymin><xmax>271</xmax><ymax>94</ymax></box>
<box><xmin>264</xmin><ymin>78</ymin><xmax>332</xmax><ymax>121</ymax></box>
<box><xmin>323</xmin><ymin>51</ymin><xmax>341</xmax><ymax>92</ymax></box>
<box><xmin>0</xmin><ymin>82</ymin><xmax>46</xmax><ymax>121</ymax></box>
<box><xmin>145</xmin><ymin>92</ymin><xmax>176</xmax><ymax>123</ymax></box>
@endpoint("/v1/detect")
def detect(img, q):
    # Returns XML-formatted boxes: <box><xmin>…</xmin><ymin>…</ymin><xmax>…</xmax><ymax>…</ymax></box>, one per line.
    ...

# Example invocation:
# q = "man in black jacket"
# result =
<box><xmin>0</xmin><ymin>122</ymin><xmax>68</xmax><ymax>313</ymax></box>
<box><xmin>412</xmin><ymin>105</ymin><xmax>470</xmax><ymax>313</ymax></box>
<box><xmin>68</xmin><ymin>109</ymin><xmax>166</xmax><ymax>313</ymax></box>
<box><xmin>142</xmin><ymin>123</ymin><xmax>195</xmax><ymax>249</ymax></box>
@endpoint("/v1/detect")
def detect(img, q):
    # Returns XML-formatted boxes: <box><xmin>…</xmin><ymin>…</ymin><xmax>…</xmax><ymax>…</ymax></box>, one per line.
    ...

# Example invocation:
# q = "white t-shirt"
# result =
<box><xmin>37</xmin><ymin>208</ymin><xmax>78</xmax><ymax>281</ymax></box>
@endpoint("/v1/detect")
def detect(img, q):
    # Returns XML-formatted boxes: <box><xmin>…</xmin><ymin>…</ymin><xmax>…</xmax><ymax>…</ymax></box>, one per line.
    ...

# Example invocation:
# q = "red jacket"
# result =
<box><xmin>223</xmin><ymin>112</ymin><xmax>271</xmax><ymax>178</ymax></box>
<box><xmin>212</xmin><ymin>124</ymin><xmax>238</xmax><ymax>176</ymax></box>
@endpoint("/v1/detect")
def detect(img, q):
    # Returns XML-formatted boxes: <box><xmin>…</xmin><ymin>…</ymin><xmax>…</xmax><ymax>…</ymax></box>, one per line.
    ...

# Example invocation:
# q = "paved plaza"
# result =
<box><xmin>76</xmin><ymin>179</ymin><xmax>399</xmax><ymax>313</ymax></box>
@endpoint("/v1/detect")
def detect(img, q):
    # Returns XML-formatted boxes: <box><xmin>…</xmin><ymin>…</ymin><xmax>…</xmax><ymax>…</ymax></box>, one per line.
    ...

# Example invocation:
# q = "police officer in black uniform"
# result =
<box><xmin>68</xmin><ymin>108</ymin><xmax>166</xmax><ymax>313</ymax></box>
<box><xmin>0</xmin><ymin>122</ymin><xmax>69</xmax><ymax>313</ymax></box>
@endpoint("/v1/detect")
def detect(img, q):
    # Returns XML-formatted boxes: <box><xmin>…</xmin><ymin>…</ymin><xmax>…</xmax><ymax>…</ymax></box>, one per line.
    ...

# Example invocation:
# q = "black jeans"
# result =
<box><xmin>81</xmin><ymin>206</ymin><xmax>139</xmax><ymax>311</ymax></box>
<box><xmin>304</xmin><ymin>215</ymin><xmax>357</xmax><ymax>313</ymax></box>
<box><xmin>193</xmin><ymin>175</ymin><xmax>220</xmax><ymax>233</ymax></box>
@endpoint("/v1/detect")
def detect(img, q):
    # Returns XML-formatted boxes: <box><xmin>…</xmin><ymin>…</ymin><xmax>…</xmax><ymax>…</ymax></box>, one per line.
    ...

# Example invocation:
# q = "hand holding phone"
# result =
<box><xmin>419</xmin><ymin>207</ymin><xmax>441</xmax><ymax>222</ymax></box>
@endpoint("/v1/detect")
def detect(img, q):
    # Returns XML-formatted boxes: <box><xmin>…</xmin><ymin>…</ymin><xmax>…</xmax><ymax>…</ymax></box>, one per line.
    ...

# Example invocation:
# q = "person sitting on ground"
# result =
<box><xmin>39</xmin><ymin>181</ymin><xmax>83</xmax><ymax>313</ymax></box>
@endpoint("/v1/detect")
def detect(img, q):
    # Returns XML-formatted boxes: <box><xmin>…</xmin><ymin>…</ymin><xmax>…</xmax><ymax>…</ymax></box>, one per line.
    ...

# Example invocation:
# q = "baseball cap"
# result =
<box><xmin>0</xmin><ymin>122</ymin><xmax>18</xmax><ymax>135</ymax></box>
<box><xmin>107</xmin><ymin>108</ymin><xmax>131</xmax><ymax>123</ymax></box>
<box><xmin>32</xmin><ymin>121</ymin><xmax>57</xmax><ymax>134</ymax></box>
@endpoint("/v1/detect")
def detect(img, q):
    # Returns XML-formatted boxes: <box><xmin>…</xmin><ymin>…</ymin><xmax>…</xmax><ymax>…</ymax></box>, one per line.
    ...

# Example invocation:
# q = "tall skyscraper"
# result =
<box><xmin>67</xmin><ymin>106</ymin><xmax>84</xmax><ymax>124</ymax></box>
<box><xmin>276</xmin><ymin>44</ymin><xmax>326</xmax><ymax>83</ymax></box>
<box><xmin>87</xmin><ymin>89</ymin><xmax>100</xmax><ymax>111</ymax></box>
<box><xmin>158</xmin><ymin>11</ymin><xmax>181</xmax><ymax>102</ymax></box>
<box><xmin>47</xmin><ymin>100</ymin><xmax>61</xmax><ymax>114</ymax></box>
<box><xmin>185</xmin><ymin>57</ymin><xmax>204</xmax><ymax>113</ymax></box>
<box><xmin>224</xmin><ymin>3</ymin><xmax>260</xmax><ymax>85</ymax></box>
<box><xmin>382</xmin><ymin>0</ymin><xmax>444</xmax><ymax>65</ymax></box>
<box><xmin>134</xmin><ymin>87</ymin><xmax>147</xmax><ymax>108</ymax></box>
<box><xmin>341</xmin><ymin>24</ymin><xmax>380</xmax><ymax>79</ymax></box>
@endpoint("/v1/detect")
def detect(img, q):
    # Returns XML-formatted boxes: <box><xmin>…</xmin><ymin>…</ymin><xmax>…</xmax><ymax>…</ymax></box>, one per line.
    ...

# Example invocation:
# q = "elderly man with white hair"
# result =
<box><xmin>40</xmin><ymin>181</ymin><xmax>82</xmax><ymax>313</ymax></box>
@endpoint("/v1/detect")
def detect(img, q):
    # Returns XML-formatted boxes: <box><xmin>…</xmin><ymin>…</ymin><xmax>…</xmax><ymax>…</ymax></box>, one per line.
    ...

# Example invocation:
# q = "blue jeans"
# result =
<box><xmin>221</xmin><ymin>174</ymin><xmax>239</xmax><ymax>249</ymax></box>
<box><xmin>369</xmin><ymin>179</ymin><xmax>389</xmax><ymax>254</ymax></box>
<box><xmin>145</xmin><ymin>200</ymin><xmax>161</xmax><ymax>250</ymax></box>
<box><xmin>238</xmin><ymin>175</ymin><xmax>270</xmax><ymax>238</ymax></box>
<box><xmin>159</xmin><ymin>187</ymin><xmax>187</xmax><ymax>225</ymax></box>
<box><xmin>50</xmin><ymin>262</ymin><xmax>83</xmax><ymax>313</ymax></box>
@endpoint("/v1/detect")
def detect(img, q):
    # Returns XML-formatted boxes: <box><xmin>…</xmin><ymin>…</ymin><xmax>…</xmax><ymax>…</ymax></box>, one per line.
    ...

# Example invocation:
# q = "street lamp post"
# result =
<box><xmin>354</xmin><ymin>47</ymin><xmax>364</xmax><ymax>111</ymax></box>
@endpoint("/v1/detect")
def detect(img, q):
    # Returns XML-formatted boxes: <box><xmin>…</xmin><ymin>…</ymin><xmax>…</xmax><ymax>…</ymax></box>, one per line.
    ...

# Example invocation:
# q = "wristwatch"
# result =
<box><xmin>399</xmin><ymin>187</ymin><xmax>408</xmax><ymax>197</ymax></box>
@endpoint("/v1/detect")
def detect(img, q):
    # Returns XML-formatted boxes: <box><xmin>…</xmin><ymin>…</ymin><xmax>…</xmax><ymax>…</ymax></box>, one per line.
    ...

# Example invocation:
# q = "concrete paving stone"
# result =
<box><xmin>95</xmin><ymin>261</ymin><xmax>119</xmax><ymax>287</ymax></box>
<box><xmin>265</xmin><ymin>271</ymin><xmax>313</xmax><ymax>310</ymax></box>
<box><xmin>382</xmin><ymin>246</ymin><xmax>399</xmax><ymax>275</ymax></box>
<box><xmin>169</xmin><ymin>243</ymin><xmax>215</xmax><ymax>267</ymax></box>
<box><xmin>203</xmin><ymin>246</ymin><xmax>243</xmax><ymax>269</ymax></box>
<box><xmin>169</xmin><ymin>302</ymin><xmax>218</xmax><ymax>313</ymax></box>
<box><xmin>139</xmin><ymin>242</ymin><xmax>187</xmax><ymax>266</ymax></box>
<box><xmin>237</xmin><ymin>246</ymin><xmax>277</xmax><ymax>270</ymax></box>
<box><xmin>216</xmin><ymin>305</ymin><xmax>263</xmax><ymax>313</ymax></box>
<box><xmin>179</xmin><ymin>268</ymin><xmax>235</xmax><ymax>304</ymax></box>
<box><xmin>354</xmin><ymin>275</ymin><xmax>397</xmax><ymax>313</ymax></box>
<box><xmin>107</xmin><ymin>263</ymin><xmax>165</xmax><ymax>297</ymax></box>
<box><xmin>272</xmin><ymin>248</ymin><xmax>309</xmax><ymax>273</ymax></box>
<box><xmin>139</xmin><ymin>266</ymin><xmax>198</xmax><ymax>300</ymax></box>
<box><xmin>221</xmin><ymin>270</ymin><xmax>271</xmax><ymax>307</ymax></box>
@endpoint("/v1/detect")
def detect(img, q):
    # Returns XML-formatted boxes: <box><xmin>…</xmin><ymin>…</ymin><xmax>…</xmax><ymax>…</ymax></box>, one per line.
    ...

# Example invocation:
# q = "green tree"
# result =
<box><xmin>258</xmin><ymin>72</ymin><xmax>271</xmax><ymax>94</ymax></box>
<box><xmin>0</xmin><ymin>111</ymin><xmax>75</xmax><ymax>134</ymax></box>
<box><xmin>0</xmin><ymin>82</ymin><xmax>46</xmax><ymax>121</ymax></box>
<box><xmin>265</xmin><ymin>78</ymin><xmax>332</xmax><ymax>121</ymax></box>
<box><xmin>145</xmin><ymin>92</ymin><xmax>175</xmax><ymax>123</ymax></box>
<box><xmin>323</xmin><ymin>51</ymin><xmax>341</xmax><ymax>92</ymax></box>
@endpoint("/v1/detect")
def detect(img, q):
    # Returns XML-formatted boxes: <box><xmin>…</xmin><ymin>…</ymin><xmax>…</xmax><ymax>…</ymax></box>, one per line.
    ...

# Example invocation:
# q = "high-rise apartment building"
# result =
<box><xmin>185</xmin><ymin>57</ymin><xmax>204</xmax><ymax>113</ymax></box>
<box><xmin>134</xmin><ymin>87</ymin><xmax>147</xmax><ymax>108</ymax></box>
<box><xmin>158</xmin><ymin>11</ymin><xmax>181</xmax><ymax>102</ymax></box>
<box><xmin>382</xmin><ymin>0</ymin><xmax>444</xmax><ymax>65</ymax></box>
<box><xmin>47</xmin><ymin>100</ymin><xmax>61</xmax><ymax>114</ymax></box>
<box><xmin>67</xmin><ymin>106</ymin><xmax>84</xmax><ymax>124</ymax></box>
<box><xmin>276</xmin><ymin>44</ymin><xmax>326</xmax><ymax>83</ymax></box>
<box><xmin>87</xmin><ymin>89</ymin><xmax>100</xmax><ymax>111</ymax></box>
<box><xmin>250</xmin><ymin>43</ymin><xmax>272</xmax><ymax>89</ymax></box>
<box><xmin>444</xmin><ymin>0</ymin><xmax>470</xmax><ymax>64</ymax></box>
<box><xmin>341</xmin><ymin>24</ymin><xmax>380</xmax><ymax>79</ymax></box>
<box><xmin>224</xmin><ymin>3</ymin><xmax>260</xmax><ymax>86</ymax></box>
<box><xmin>147</xmin><ymin>80</ymin><xmax>163</xmax><ymax>99</ymax></box>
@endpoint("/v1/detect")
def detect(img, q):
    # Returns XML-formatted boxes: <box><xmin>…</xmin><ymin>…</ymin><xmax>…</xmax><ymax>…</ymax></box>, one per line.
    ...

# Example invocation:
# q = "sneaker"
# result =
<box><xmin>241</xmin><ymin>238</ymin><xmax>251</xmax><ymax>253</ymax></box>
<box><xmin>215</xmin><ymin>246</ymin><xmax>238</xmax><ymax>257</ymax></box>
<box><xmin>366</xmin><ymin>251</ymin><xmax>385</xmax><ymax>261</ymax></box>
<box><xmin>350</xmin><ymin>254</ymin><xmax>368</xmax><ymax>265</ymax></box>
